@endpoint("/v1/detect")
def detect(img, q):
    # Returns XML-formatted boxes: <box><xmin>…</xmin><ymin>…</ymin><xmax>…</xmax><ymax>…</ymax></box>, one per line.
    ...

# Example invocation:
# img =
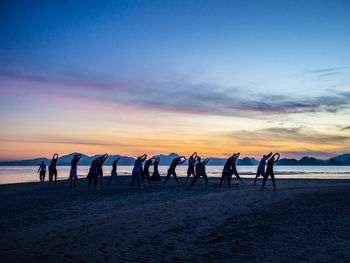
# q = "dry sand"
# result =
<box><xmin>0</xmin><ymin>176</ymin><xmax>350</xmax><ymax>262</ymax></box>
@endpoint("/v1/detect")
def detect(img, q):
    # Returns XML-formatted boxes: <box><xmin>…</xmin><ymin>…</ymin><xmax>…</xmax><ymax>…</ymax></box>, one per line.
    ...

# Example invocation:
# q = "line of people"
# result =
<box><xmin>37</xmin><ymin>152</ymin><xmax>280</xmax><ymax>190</ymax></box>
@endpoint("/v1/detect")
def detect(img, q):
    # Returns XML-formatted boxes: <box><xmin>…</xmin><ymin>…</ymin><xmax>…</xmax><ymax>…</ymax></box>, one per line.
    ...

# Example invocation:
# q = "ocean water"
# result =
<box><xmin>0</xmin><ymin>165</ymin><xmax>350</xmax><ymax>185</ymax></box>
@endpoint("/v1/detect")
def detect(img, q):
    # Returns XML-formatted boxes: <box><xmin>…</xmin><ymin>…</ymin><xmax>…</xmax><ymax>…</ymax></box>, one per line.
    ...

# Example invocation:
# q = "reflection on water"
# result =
<box><xmin>0</xmin><ymin>165</ymin><xmax>349</xmax><ymax>185</ymax></box>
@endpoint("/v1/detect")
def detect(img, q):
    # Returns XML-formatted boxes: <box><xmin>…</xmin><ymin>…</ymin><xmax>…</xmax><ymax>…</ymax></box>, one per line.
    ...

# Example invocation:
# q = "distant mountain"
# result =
<box><xmin>1</xmin><ymin>153</ymin><xmax>349</xmax><ymax>166</ymax></box>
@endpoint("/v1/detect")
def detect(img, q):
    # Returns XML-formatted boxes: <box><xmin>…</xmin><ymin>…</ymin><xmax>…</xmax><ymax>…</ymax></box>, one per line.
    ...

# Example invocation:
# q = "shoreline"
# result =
<box><xmin>1</xmin><ymin>177</ymin><xmax>350</xmax><ymax>262</ymax></box>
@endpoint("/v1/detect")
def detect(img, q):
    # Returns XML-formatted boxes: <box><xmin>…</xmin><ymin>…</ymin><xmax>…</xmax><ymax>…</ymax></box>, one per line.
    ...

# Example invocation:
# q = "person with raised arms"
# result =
<box><xmin>87</xmin><ymin>157</ymin><xmax>100</xmax><ymax>189</ymax></box>
<box><xmin>163</xmin><ymin>156</ymin><xmax>186</xmax><ymax>185</ymax></box>
<box><xmin>130</xmin><ymin>154</ymin><xmax>147</xmax><ymax>188</ymax></box>
<box><xmin>254</xmin><ymin>152</ymin><xmax>273</xmax><ymax>185</ymax></box>
<box><xmin>229</xmin><ymin>152</ymin><xmax>243</xmax><ymax>184</ymax></box>
<box><xmin>49</xmin><ymin>153</ymin><xmax>58</xmax><ymax>185</ymax></box>
<box><xmin>96</xmin><ymin>153</ymin><xmax>108</xmax><ymax>187</ymax></box>
<box><xmin>186</xmin><ymin>152</ymin><xmax>197</xmax><ymax>183</ymax></box>
<box><xmin>68</xmin><ymin>153</ymin><xmax>81</xmax><ymax>187</ymax></box>
<box><xmin>110</xmin><ymin>157</ymin><xmax>120</xmax><ymax>184</ymax></box>
<box><xmin>190</xmin><ymin>156</ymin><xmax>209</xmax><ymax>189</ymax></box>
<box><xmin>151</xmin><ymin>156</ymin><xmax>161</xmax><ymax>181</ymax></box>
<box><xmin>220</xmin><ymin>153</ymin><xmax>242</xmax><ymax>186</ymax></box>
<box><xmin>261</xmin><ymin>153</ymin><xmax>280</xmax><ymax>191</ymax></box>
<box><xmin>142</xmin><ymin>157</ymin><xmax>154</xmax><ymax>185</ymax></box>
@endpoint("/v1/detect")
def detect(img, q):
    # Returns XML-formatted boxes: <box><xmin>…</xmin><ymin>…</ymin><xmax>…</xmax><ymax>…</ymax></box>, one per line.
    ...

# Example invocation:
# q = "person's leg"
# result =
<box><xmin>147</xmin><ymin>172</ymin><xmax>151</xmax><ymax>185</ymax></box>
<box><xmin>233</xmin><ymin>169</ymin><xmax>243</xmax><ymax>183</ymax></box>
<box><xmin>186</xmin><ymin>170</ymin><xmax>191</xmax><ymax>183</ymax></box>
<box><xmin>261</xmin><ymin>172</ymin><xmax>269</xmax><ymax>189</ymax></box>
<box><xmin>219</xmin><ymin>172</ymin><xmax>225</xmax><ymax>185</ymax></box>
<box><xmin>43</xmin><ymin>172</ymin><xmax>46</xmax><ymax>182</ymax></box>
<box><xmin>163</xmin><ymin>170</ymin><xmax>171</xmax><ymax>185</ymax></box>
<box><xmin>271</xmin><ymin>172</ymin><xmax>276</xmax><ymax>190</ymax></box>
<box><xmin>88</xmin><ymin>178</ymin><xmax>92</xmax><ymax>188</ymax></box>
<box><xmin>137</xmin><ymin>172</ymin><xmax>141</xmax><ymax>187</ymax></box>
<box><xmin>172</xmin><ymin>171</ymin><xmax>180</xmax><ymax>185</ymax></box>
<box><xmin>254</xmin><ymin>169</ymin><xmax>260</xmax><ymax>185</ymax></box>
<box><xmin>100</xmin><ymin>175</ymin><xmax>104</xmax><ymax>187</ymax></box>
<box><xmin>54</xmin><ymin>170</ymin><xmax>57</xmax><ymax>185</ymax></box>
<box><xmin>130</xmin><ymin>172</ymin><xmax>136</xmax><ymax>187</ymax></box>
<box><xmin>190</xmin><ymin>175</ymin><xmax>200</xmax><ymax>186</ymax></box>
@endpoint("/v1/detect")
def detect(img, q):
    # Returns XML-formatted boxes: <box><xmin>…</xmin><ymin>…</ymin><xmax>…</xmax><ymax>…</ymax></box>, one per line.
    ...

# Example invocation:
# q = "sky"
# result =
<box><xmin>0</xmin><ymin>0</ymin><xmax>350</xmax><ymax>161</ymax></box>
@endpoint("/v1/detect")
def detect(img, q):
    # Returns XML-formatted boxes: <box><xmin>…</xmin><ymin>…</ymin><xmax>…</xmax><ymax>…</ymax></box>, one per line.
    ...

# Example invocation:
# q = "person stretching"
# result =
<box><xmin>68</xmin><ymin>154</ymin><xmax>81</xmax><ymax>187</ymax></box>
<box><xmin>97</xmin><ymin>154</ymin><xmax>108</xmax><ymax>187</ymax></box>
<box><xmin>164</xmin><ymin>156</ymin><xmax>186</xmax><ymax>185</ymax></box>
<box><xmin>87</xmin><ymin>157</ymin><xmax>100</xmax><ymax>189</ymax></box>
<box><xmin>186</xmin><ymin>152</ymin><xmax>197</xmax><ymax>183</ymax></box>
<box><xmin>190</xmin><ymin>157</ymin><xmax>209</xmax><ymax>189</ymax></box>
<box><xmin>254</xmin><ymin>152</ymin><xmax>272</xmax><ymax>185</ymax></box>
<box><xmin>38</xmin><ymin>161</ymin><xmax>46</xmax><ymax>182</ymax></box>
<box><xmin>130</xmin><ymin>154</ymin><xmax>147</xmax><ymax>188</ymax></box>
<box><xmin>142</xmin><ymin>157</ymin><xmax>154</xmax><ymax>185</ymax></box>
<box><xmin>230</xmin><ymin>152</ymin><xmax>243</xmax><ymax>184</ymax></box>
<box><xmin>261</xmin><ymin>153</ymin><xmax>280</xmax><ymax>191</ymax></box>
<box><xmin>49</xmin><ymin>153</ymin><xmax>58</xmax><ymax>185</ymax></box>
<box><xmin>151</xmin><ymin>157</ymin><xmax>161</xmax><ymax>181</ymax></box>
<box><xmin>220</xmin><ymin>153</ymin><xmax>240</xmax><ymax>186</ymax></box>
<box><xmin>110</xmin><ymin>157</ymin><xmax>120</xmax><ymax>184</ymax></box>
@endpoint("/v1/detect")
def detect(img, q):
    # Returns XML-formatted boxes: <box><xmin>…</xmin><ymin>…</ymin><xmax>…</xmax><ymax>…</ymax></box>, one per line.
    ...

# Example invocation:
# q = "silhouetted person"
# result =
<box><xmin>142</xmin><ymin>157</ymin><xmax>154</xmax><ymax>185</ymax></box>
<box><xmin>190</xmin><ymin>157</ymin><xmax>209</xmax><ymax>189</ymax></box>
<box><xmin>254</xmin><ymin>152</ymin><xmax>272</xmax><ymax>185</ymax></box>
<box><xmin>110</xmin><ymin>157</ymin><xmax>120</xmax><ymax>184</ymax></box>
<box><xmin>261</xmin><ymin>153</ymin><xmax>280</xmax><ymax>191</ymax></box>
<box><xmin>97</xmin><ymin>154</ymin><xmax>108</xmax><ymax>187</ymax></box>
<box><xmin>130</xmin><ymin>154</ymin><xmax>147</xmax><ymax>188</ymax></box>
<box><xmin>38</xmin><ymin>161</ymin><xmax>46</xmax><ymax>182</ymax></box>
<box><xmin>151</xmin><ymin>157</ymin><xmax>161</xmax><ymax>181</ymax></box>
<box><xmin>68</xmin><ymin>154</ymin><xmax>81</xmax><ymax>187</ymax></box>
<box><xmin>230</xmin><ymin>152</ymin><xmax>243</xmax><ymax>184</ymax></box>
<box><xmin>164</xmin><ymin>156</ymin><xmax>186</xmax><ymax>185</ymax></box>
<box><xmin>49</xmin><ymin>153</ymin><xmax>58</xmax><ymax>185</ymax></box>
<box><xmin>220</xmin><ymin>153</ymin><xmax>242</xmax><ymax>186</ymax></box>
<box><xmin>87</xmin><ymin>157</ymin><xmax>100</xmax><ymax>189</ymax></box>
<box><xmin>186</xmin><ymin>152</ymin><xmax>197</xmax><ymax>183</ymax></box>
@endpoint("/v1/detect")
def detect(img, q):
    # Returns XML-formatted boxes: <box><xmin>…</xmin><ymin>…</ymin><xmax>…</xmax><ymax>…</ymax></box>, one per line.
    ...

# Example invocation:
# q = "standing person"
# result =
<box><xmin>142</xmin><ymin>157</ymin><xmax>154</xmax><ymax>185</ymax></box>
<box><xmin>186</xmin><ymin>152</ymin><xmax>197</xmax><ymax>183</ymax></box>
<box><xmin>49</xmin><ymin>153</ymin><xmax>58</xmax><ymax>185</ymax></box>
<box><xmin>87</xmin><ymin>157</ymin><xmax>100</xmax><ymax>189</ymax></box>
<box><xmin>220</xmin><ymin>153</ymin><xmax>241</xmax><ymax>186</ymax></box>
<box><xmin>190</xmin><ymin>157</ymin><xmax>209</xmax><ymax>189</ymax></box>
<box><xmin>68</xmin><ymin>154</ymin><xmax>81</xmax><ymax>187</ymax></box>
<box><xmin>110</xmin><ymin>157</ymin><xmax>120</xmax><ymax>184</ymax></box>
<box><xmin>130</xmin><ymin>154</ymin><xmax>147</xmax><ymax>188</ymax></box>
<box><xmin>254</xmin><ymin>152</ymin><xmax>272</xmax><ymax>185</ymax></box>
<box><xmin>38</xmin><ymin>161</ymin><xmax>46</xmax><ymax>182</ymax></box>
<box><xmin>151</xmin><ymin>157</ymin><xmax>161</xmax><ymax>181</ymax></box>
<box><xmin>261</xmin><ymin>153</ymin><xmax>280</xmax><ymax>191</ymax></box>
<box><xmin>230</xmin><ymin>152</ymin><xmax>243</xmax><ymax>184</ymax></box>
<box><xmin>97</xmin><ymin>154</ymin><xmax>108</xmax><ymax>187</ymax></box>
<box><xmin>163</xmin><ymin>156</ymin><xmax>186</xmax><ymax>185</ymax></box>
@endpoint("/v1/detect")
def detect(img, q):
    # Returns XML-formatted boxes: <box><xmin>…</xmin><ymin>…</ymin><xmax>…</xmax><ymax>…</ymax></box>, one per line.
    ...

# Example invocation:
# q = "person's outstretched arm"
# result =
<box><xmin>204</xmin><ymin>158</ymin><xmax>209</xmax><ymax>165</ymax></box>
<box><xmin>179</xmin><ymin>156</ymin><xmax>186</xmax><ymax>164</ymax></box>
<box><xmin>76</xmin><ymin>154</ymin><xmax>81</xmax><ymax>160</ymax></box>
<box><xmin>273</xmin><ymin>153</ymin><xmax>280</xmax><ymax>163</ymax></box>
<box><xmin>266</xmin><ymin>152</ymin><xmax>273</xmax><ymax>159</ymax></box>
<box><xmin>191</xmin><ymin>152</ymin><xmax>197</xmax><ymax>158</ymax></box>
<box><xmin>116</xmin><ymin>157</ymin><xmax>120</xmax><ymax>163</ymax></box>
<box><xmin>103</xmin><ymin>153</ymin><xmax>108</xmax><ymax>161</ymax></box>
<box><xmin>141</xmin><ymin>154</ymin><xmax>147</xmax><ymax>161</ymax></box>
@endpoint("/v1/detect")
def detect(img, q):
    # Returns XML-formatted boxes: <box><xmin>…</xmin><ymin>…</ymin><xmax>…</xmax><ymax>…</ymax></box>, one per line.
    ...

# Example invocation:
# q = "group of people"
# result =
<box><xmin>37</xmin><ymin>151</ymin><xmax>281</xmax><ymax>190</ymax></box>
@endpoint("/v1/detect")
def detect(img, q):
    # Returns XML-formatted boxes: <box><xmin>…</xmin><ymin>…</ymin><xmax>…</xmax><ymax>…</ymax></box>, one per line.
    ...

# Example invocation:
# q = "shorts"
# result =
<box><xmin>111</xmin><ymin>170</ymin><xmax>117</xmax><ymax>176</ymax></box>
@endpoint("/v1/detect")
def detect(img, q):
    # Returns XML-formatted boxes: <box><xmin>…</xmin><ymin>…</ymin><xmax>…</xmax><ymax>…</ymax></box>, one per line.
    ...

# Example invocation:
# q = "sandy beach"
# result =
<box><xmin>1</xmin><ymin>176</ymin><xmax>350</xmax><ymax>263</ymax></box>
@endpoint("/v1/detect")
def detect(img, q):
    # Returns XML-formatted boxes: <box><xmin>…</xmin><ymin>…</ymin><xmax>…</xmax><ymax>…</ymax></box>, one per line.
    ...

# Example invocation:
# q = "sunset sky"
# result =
<box><xmin>1</xmin><ymin>0</ymin><xmax>350</xmax><ymax>161</ymax></box>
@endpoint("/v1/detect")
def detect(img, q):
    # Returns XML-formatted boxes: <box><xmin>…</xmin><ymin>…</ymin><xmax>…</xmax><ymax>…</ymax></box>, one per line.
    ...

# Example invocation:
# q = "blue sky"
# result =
<box><xmin>0</xmin><ymin>0</ymin><xmax>350</xmax><ymax>160</ymax></box>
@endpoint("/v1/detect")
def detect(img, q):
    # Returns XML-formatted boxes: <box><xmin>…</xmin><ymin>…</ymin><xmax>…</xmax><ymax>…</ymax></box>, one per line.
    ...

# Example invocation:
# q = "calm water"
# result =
<box><xmin>0</xmin><ymin>165</ymin><xmax>349</xmax><ymax>185</ymax></box>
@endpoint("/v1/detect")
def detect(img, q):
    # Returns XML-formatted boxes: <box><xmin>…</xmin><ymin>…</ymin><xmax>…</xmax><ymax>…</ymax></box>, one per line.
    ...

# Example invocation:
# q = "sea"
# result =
<box><xmin>0</xmin><ymin>165</ymin><xmax>350</xmax><ymax>185</ymax></box>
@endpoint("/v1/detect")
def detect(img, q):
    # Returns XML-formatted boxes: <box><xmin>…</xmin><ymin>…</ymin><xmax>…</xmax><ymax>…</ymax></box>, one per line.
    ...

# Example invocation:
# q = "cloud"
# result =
<box><xmin>341</xmin><ymin>126</ymin><xmax>350</xmax><ymax>131</ymax></box>
<box><xmin>2</xmin><ymin>70</ymin><xmax>350</xmax><ymax>118</ymax></box>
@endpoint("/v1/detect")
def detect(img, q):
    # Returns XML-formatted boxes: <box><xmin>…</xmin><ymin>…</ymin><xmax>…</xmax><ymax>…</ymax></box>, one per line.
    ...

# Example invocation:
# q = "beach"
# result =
<box><xmin>1</xmin><ymin>176</ymin><xmax>350</xmax><ymax>262</ymax></box>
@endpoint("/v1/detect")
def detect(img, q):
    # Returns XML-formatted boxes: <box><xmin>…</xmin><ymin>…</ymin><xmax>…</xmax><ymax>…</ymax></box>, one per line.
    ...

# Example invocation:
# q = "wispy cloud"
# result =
<box><xmin>2</xmin><ymin>70</ymin><xmax>350</xmax><ymax>118</ymax></box>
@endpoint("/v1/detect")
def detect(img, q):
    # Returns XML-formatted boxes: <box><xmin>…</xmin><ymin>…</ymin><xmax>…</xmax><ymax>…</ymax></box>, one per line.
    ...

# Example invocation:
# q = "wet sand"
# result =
<box><xmin>0</xmin><ymin>176</ymin><xmax>350</xmax><ymax>262</ymax></box>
